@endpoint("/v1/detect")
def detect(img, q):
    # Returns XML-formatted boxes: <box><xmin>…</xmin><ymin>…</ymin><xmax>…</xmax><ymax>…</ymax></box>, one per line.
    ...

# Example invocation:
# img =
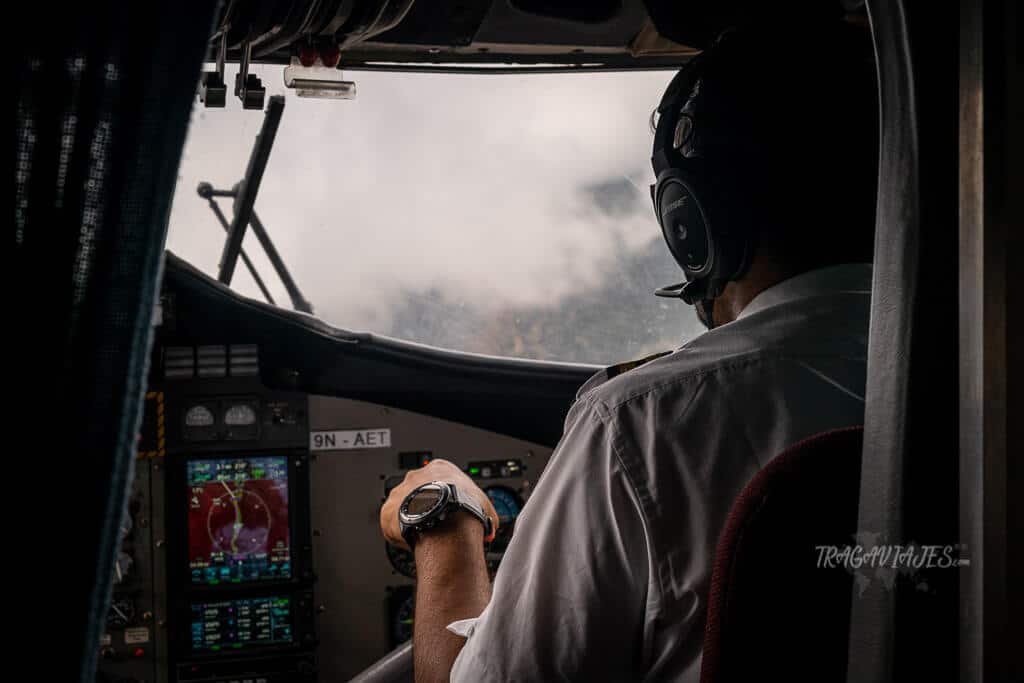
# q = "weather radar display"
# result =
<box><xmin>187</xmin><ymin>456</ymin><xmax>291</xmax><ymax>584</ymax></box>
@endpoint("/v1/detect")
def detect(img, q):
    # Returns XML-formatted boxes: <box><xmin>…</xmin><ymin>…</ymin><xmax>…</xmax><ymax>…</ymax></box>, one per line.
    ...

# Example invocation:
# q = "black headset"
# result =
<box><xmin>650</xmin><ymin>32</ymin><xmax>759</xmax><ymax>327</ymax></box>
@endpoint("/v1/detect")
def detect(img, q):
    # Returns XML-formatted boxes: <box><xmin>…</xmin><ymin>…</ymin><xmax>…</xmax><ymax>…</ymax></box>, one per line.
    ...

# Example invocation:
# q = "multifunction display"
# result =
<box><xmin>189</xmin><ymin>596</ymin><xmax>293</xmax><ymax>652</ymax></box>
<box><xmin>187</xmin><ymin>456</ymin><xmax>291</xmax><ymax>584</ymax></box>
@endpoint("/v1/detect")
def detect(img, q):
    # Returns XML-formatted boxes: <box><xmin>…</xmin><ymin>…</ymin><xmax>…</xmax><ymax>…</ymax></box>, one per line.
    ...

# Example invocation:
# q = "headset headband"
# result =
<box><xmin>651</xmin><ymin>54</ymin><xmax>705</xmax><ymax>177</ymax></box>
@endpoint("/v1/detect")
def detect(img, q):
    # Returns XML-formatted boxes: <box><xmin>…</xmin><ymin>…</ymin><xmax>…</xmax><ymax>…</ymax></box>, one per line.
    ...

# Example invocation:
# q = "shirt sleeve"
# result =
<box><xmin>449</xmin><ymin>398</ymin><xmax>652</xmax><ymax>682</ymax></box>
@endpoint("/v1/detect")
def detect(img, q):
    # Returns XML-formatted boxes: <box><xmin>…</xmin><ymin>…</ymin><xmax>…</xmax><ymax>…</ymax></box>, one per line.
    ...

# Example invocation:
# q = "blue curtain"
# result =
<box><xmin>13</xmin><ymin>3</ymin><xmax>219</xmax><ymax>680</ymax></box>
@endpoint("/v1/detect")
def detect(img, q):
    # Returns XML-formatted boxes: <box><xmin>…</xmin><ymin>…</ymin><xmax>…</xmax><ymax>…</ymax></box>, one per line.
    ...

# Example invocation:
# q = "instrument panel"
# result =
<box><xmin>307</xmin><ymin>394</ymin><xmax>547</xmax><ymax>679</ymax></box>
<box><xmin>97</xmin><ymin>345</ymin><xmax>555</xmax><ymax>683</ymax></box>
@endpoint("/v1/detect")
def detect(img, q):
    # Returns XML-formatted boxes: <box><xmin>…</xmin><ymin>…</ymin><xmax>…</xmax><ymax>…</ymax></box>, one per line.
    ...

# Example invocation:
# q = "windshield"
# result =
<box><xmin>167</xmin><ymin>66</ymin><xmax>704</xmax><ymax>365</ymax></box>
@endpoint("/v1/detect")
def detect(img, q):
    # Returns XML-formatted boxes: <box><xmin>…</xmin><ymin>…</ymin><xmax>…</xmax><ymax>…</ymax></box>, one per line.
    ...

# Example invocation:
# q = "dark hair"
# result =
<box><xmin>665</xmin><ymin>22</ymin><xmax>879</xmax><ymax>273</ymax></box>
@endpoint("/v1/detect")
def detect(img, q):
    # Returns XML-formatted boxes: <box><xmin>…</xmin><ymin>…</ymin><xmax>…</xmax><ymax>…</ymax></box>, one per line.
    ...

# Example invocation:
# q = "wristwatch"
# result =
<box><xmin>398</xmin><ymin>481</ymin><xmax>492</xmax><ymax>548</ymax></box>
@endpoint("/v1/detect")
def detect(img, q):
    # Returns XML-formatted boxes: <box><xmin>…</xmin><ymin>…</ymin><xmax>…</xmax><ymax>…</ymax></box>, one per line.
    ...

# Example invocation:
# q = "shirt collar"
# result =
<box><xmin>737</xmin><ymin>263</ymin><xmax>873</xmax><ymax>320</ymax></box>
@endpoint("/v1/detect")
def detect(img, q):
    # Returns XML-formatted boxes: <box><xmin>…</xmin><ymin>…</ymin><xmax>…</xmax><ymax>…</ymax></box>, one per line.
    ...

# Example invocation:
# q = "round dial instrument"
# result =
<box><xmin>224</xmin><ymin>403</ymin><xmax>257</xmax><ymax>426</ymax></box>
<box><xmin>485</xmin><ymin>486</ymin><xmax>523</xmax><ymax>553</ymax></box>
<box><xmin>106</xmin><ymin>598</ymin><xmax>135</xmax><ymax>628</ymax></box>
<box><xmin>185</xmin><ymin>404</ymin><xmax>215</xmax><ymax>427</ymax></box>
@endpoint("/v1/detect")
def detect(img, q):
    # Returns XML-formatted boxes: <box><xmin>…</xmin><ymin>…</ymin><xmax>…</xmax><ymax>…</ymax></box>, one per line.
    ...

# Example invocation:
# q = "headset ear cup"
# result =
<box><xmin>654</xmin><ymin>171</ymin><xmax>713</xmax><ymax>280</ymax></box>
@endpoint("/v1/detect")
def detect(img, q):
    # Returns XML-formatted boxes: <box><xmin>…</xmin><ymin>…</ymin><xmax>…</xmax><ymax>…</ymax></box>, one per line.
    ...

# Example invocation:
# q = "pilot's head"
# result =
<box><xmin>651</xmin><ymin>21</ymin><xmax>878</xmax><ymax>328</ymax></box>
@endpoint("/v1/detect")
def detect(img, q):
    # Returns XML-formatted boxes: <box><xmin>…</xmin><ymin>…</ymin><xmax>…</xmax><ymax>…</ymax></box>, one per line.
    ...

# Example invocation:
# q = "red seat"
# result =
<box><xmin>700</xmin><ymin>426</ymin><xmax>864</xmax><ymax>682</ymax></box>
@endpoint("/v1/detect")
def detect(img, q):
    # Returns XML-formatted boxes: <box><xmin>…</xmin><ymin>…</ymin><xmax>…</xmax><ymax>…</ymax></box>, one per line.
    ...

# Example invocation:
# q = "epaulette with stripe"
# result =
<box><xmin>576</xmin><ymin>350</ymin><xmax>672</xmax><ymax>399</ymax></box>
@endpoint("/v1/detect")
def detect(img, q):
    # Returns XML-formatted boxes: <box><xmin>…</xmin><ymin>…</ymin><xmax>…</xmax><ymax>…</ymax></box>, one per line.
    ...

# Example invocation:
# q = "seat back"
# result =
<box><xmin>700</xmin><ymin>426</ymin><xmax>863</xmax><ymax>682</ymax></box>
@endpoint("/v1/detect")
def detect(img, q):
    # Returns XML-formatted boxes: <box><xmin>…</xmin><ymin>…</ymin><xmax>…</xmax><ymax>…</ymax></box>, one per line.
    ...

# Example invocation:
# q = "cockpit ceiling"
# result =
<box><xmin>209</xmin><ymin>0</ymin><xmax>701</xmax><ymax>68</ymax></box>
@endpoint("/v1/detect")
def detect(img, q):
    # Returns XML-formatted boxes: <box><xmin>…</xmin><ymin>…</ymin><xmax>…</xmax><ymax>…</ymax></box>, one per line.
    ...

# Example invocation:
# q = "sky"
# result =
<box><xmin>166</xmin><ymin>65</ymin><xmax>693</xmax><ymax>362</ymax></box>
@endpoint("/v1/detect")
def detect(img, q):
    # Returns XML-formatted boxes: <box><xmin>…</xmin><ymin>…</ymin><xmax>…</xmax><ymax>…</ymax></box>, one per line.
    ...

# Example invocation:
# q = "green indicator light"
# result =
<box><xmin>469</xmin><ymin>467</ymin><xmax>480</xmax><ymax>475</ymax></box>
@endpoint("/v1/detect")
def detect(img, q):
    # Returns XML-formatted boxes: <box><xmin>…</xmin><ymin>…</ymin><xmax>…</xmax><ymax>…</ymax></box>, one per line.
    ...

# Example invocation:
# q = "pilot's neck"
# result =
<box><xmin>712</xmin><ymin>255</ymin><xmax>793</xmax><ymax>325</ymax></box>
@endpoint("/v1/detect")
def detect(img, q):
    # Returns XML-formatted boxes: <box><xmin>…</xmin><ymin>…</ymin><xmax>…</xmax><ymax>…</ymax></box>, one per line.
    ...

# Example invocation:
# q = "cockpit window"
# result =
<box><xmin>168</xmin><ymin>66</ymin><xmax>704</xmax><ymax>365</ymax></box>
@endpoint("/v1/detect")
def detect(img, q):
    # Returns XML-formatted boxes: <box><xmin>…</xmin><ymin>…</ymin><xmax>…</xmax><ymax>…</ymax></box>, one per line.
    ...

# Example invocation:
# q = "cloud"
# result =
<box><xmin>167</xmin><ymin>65</ymin><xmax>689</xmax><ymax>359</ymax></box>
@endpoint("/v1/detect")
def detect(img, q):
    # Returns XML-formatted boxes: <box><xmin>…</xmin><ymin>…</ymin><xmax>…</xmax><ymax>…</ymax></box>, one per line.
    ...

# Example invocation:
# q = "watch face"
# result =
<box><xmin>403</xmin><ymin>483</ymin><xmax>446</xmax><ymax>520</ymax></box>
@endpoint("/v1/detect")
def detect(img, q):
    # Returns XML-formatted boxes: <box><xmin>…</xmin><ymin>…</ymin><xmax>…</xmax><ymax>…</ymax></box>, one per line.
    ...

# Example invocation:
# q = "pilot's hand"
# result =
<box><xmin>380</xmin><ymin>458</ymin><xmax>498</xmax><ymax>551</ymax></box>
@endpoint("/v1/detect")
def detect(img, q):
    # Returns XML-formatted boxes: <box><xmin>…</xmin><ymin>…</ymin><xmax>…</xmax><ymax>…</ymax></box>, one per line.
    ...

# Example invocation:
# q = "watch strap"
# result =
<box><xmin>452</xmin><ymin>484</ymin><xmax>493</xmax><ymax>538</ymax></box>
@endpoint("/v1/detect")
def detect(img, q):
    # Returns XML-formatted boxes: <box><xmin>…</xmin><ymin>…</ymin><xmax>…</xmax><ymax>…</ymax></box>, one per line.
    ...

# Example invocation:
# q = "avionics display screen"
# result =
<box><xmin>187</xmin><ymin>456</ymin><xmax>291</xmax><ymax>584</ymax></box>
<box><xmin>189</xmin><ymin>596</ymin><xmax>293</xmax><ymax>652</ymax></box>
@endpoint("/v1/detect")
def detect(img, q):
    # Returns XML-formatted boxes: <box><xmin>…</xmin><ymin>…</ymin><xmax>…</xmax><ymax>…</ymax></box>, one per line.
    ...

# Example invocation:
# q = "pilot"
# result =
<box><xmin>380</xmin><ymin>20</ymin><xmax>878</xmax><ymax>682</ymax></box>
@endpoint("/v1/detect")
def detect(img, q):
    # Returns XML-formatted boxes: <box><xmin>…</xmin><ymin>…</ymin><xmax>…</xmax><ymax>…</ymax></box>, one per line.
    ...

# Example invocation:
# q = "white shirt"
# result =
<box><xmin>450</xmin><ymin>263</ymin><xmax>872</xmax><ymax>682</ymax></box>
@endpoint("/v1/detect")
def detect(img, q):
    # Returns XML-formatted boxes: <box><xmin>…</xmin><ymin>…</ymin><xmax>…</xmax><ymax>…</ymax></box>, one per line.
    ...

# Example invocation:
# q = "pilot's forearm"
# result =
<box><xmin>412</xmin><ymin>514</ymin><xmax>492</xmax><ymax>683</ymax></box>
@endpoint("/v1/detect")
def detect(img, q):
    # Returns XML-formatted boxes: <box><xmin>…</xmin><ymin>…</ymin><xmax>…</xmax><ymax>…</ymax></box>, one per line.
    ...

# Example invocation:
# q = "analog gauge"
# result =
<box><xmin>391</xmin><ymin>593</ymin><xmax>415</xmax><ymax>646</ymax></box>
<box><xmin>224</xmin><ymin>403</ymin><xmax>257</xmax><ymax>426</ymax></box>
<box><xmin>106</xmin><ymin>598</ymin><xmax>135</xmax><ymax>629</ymax></box>
<box><xmin>386</xmin><ymin>543</ymin><xmax>416</xmax><ymax>578</ymax></box>
<box><xmin>485</xmin><ymin>487</ymin><xmax>523</xmax><ymax>554</ymax></box>
<box><xmin>184</xmin><ymin>404</ymin><xmax>215</xmax><ymax>427</ymax></box>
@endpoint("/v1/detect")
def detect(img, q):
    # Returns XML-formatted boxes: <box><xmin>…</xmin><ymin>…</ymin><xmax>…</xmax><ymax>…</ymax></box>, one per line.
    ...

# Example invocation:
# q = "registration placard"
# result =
<box><xmin>310</xmin><ymin>428</ymin><xmax>391</xmax><ymax>451</ymax></box>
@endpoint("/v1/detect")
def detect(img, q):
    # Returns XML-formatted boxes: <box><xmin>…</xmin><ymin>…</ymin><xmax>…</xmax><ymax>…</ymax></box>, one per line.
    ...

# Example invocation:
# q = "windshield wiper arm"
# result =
<box><xmin>248</xmin><ymin>209</ymin><xmax>313</xmax><ymax>314</ymax></box>
<box><xmin>198</xmin><ymin>184</ymin><xmax>277</xmax><ymax>306</ymax></box>
<box><xmin>201</xmin><ymin>94</ymin><xmax>315</xmax><ymax>314</ymax></box>
<box><xmin>217</xmin><ymin>94</ymin><xmax>283</xmax><ymax>287</ymax></box>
